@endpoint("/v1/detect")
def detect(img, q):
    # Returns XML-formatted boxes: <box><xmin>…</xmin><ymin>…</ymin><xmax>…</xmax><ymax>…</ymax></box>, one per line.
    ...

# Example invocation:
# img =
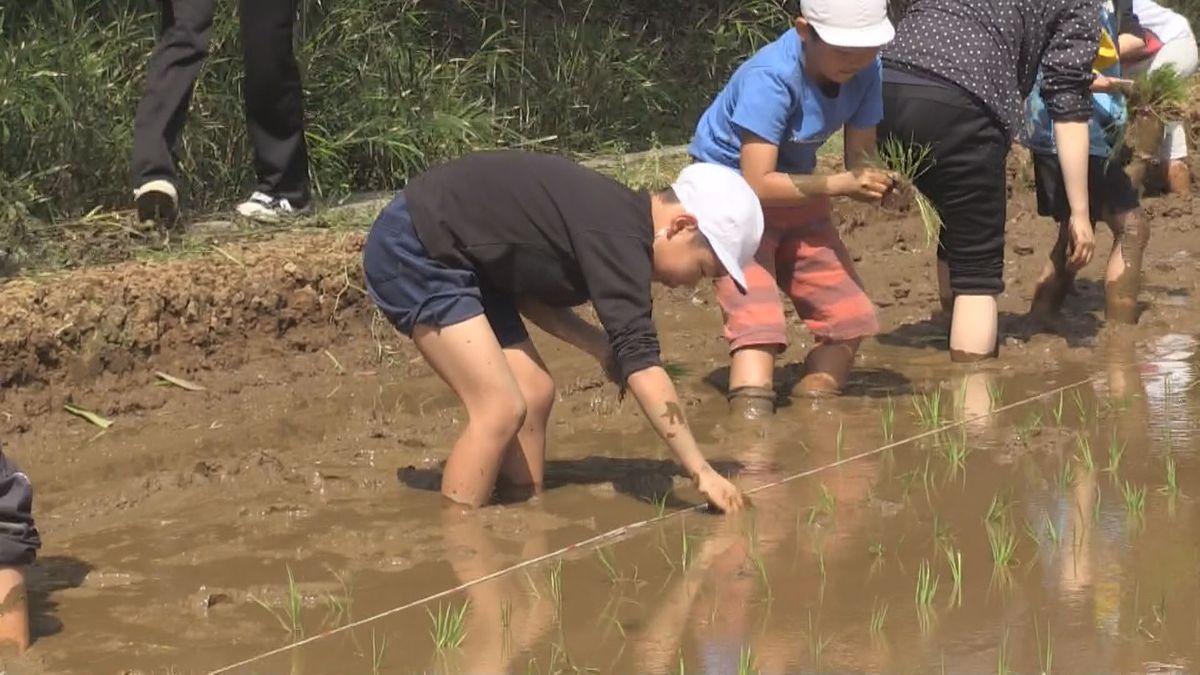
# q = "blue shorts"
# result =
<box><xmin>362</xmin><ymin>192</ymin><xmax>529</xmax><ymax>346</ymax></box>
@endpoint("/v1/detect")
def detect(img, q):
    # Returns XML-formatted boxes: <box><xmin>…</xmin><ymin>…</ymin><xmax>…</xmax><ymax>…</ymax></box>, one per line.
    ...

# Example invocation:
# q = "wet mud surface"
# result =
<box><xmin>3</xmin><ymin>159</ymin><xmax>1200</xmax><ymax>673</ymax></box>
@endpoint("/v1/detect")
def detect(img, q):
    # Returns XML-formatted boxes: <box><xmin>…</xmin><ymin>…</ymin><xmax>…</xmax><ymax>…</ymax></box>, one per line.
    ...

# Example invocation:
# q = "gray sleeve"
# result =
<box><xmin>0</xmin><ymin>450</ymin><xmax>40</xmax><ymax>567</ymax></box>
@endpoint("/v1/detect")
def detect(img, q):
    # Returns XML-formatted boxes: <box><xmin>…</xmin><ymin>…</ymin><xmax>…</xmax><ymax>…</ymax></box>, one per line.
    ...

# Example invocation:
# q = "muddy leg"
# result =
<box><xmin>1166</xmin><ymin>159</ymin><xmax>1192</xmax><ymax>195</ymax></box>
<box><xmin>496</xmin><ymin>340</ymin><xmax>555</xmax><ymax>500</ymax></box>
<box><xmin>726</xmin><ymin>347</ymin><xmax>780</xmax><ymax>419</ymax></box>
<box><xmin>797</xmin><ymin>339</ymin><xmax>859</xmax><ymax>397</ymax></box>
<box><xmin>413</xmin><ymin>317</ymin><xmax>527</xmax><ymax>507</ymax></box>
<box><xmin>1029</xmin><ymin>221</ymin><xmax>1074</xmax><ymax>320</ymax></box>
<box><xmin>0</xmin><ymin>568</ymin><xmax>28</xmax><ymax>655</ymax></box>
<box><xmin>937</xmin><ymin>258</ymin><xmax>953</xmax><ymax>316</ymax></box>
<box><xmin>1103</xmin><ymin>209</ymin><xmax>1148</xmax><ymax>324</ymax></box>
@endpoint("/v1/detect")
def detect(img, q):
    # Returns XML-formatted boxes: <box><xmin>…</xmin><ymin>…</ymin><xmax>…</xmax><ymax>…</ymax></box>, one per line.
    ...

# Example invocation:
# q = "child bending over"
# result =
<box><xmin>363</xmin><ymin>151</ymin><xmax>764</xmax><ymax>512</ymax></box>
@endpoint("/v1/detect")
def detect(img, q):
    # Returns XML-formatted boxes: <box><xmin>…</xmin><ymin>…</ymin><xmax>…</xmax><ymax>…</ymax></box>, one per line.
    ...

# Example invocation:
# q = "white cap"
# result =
<box><xmin>670</xmin><ymin>163</ymin><xmax>764</xmax><ymax>294</ymax></box>
<box><xmin>801</xmin><ymin>0</ymin><xmax>894</xmax><ymax>48</ymax></box>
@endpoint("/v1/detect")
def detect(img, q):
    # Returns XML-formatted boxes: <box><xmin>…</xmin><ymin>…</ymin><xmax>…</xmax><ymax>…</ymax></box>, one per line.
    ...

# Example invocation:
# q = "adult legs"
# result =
<box><xmin>880</xmin><ymin>79</ymin><xmax>1008</xmax><ymax>360</ymax></box>
<box><xmin>130</xmin><ymin>0</ymin><xmax>216</xmax><ymax>220</ymax></box>
<box><xmin>238</xmin><ymin>0</ymin><xmax>311</xmax><ymax>205</ymax></box>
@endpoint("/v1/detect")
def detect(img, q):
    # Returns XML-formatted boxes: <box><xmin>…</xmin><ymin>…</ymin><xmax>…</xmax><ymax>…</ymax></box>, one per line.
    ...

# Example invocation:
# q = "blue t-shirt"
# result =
<box><xmin>689</xmin><ymin>29</ymin><xmax>884</xmax><ymax>175</ymax></box>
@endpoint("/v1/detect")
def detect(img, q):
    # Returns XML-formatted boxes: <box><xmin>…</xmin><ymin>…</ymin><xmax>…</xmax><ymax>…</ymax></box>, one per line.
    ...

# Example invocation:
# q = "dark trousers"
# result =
<box><xmin>131</xmin><ymin>0</ymin><xmax>311</xmax><ymax>205</ymax></box>
<box><xmin>878</xmin><ymin>71</ymin><xmax>1009</xmax><ymax>296</ymax></box>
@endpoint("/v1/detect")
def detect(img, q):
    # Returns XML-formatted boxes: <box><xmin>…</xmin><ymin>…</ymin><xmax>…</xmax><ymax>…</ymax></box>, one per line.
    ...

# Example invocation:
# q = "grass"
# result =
<box><xmin>1</xmin><ymin>0</ymin><xmax>790</xmax><ymax>272</ymax></box>
<box><xmin>882</xmin><ymin>395</ymin><xmax>896</xmax><ymax>442</ymax></box>
<box><xmin>912</xmin><ymin>388</ymin><xmax>945</xmax><ymax>430</ymax></box>
<box><xmin>876</xmin><ymin>136</ymin><xmax>941</xmax><ymax>245</ymax></box>
<box><xmin>428</xmin><ymin>600</ymin><xmax>470</xmax><ymax>652</ymax></box>
<box><xmin>915</xmin><ymin>559</ymin><xmax>939</xmax><ymax>607</ymax></box>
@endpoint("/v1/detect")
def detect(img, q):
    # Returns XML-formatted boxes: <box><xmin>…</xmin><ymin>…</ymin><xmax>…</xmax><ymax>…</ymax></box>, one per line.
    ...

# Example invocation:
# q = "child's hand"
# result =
<box><xmin>694</xmin><ymin>465</ymin><xmax>745</xmax><ymax>513</ymax></box>
<box><xmin>1066</xmin><ymin>214</ymin><xmax>1095</xmax><ymax>271</ymax></box>
<box><xmin>834</xmin><ymin>168</ymin><xmax>895</xmax><ymax>203</ymax></box>
<box><xmin>1091</xmin><ymin>74</ymin><xmax>1134</xmax><ymax>94</ymax></box>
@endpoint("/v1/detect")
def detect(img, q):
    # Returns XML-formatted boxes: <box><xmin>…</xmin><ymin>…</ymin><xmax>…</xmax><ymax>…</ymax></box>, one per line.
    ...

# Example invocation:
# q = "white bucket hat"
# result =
<box><xmin>670</xmin><ymin>163</ymin><xmax>764</xmax><ymax>294</ymax></box>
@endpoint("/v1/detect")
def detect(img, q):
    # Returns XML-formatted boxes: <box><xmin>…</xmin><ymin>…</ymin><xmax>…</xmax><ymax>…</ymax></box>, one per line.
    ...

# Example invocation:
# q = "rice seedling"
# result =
<box><xmin>941</xmin><ymin>431</ymin><xmax>971</xmax><ymax>479</ymax></box>
<box><xmin>738</xmin><ymin>645</ymin><xmax>759</xmax><ymax>675</ymax></box>
<box><xmin>1159</xmin><ymin>453</ymin><xmax>1179</xmax><ymax>497</ymax></box>
<box><xmin>751</xmin><ymin>551</ymin><xmax>772</xmax><ymax>601</ymax></box>
<box><xmin>1121</xmin><ymin>481</ymin><xmax>1146</xmax><ymax>517</ymax></box>
<box><xmin>370</xmin><ymin>629</ymin><xmax>387</xmax><ymax>675</ymax></box>
<box><xmin>912</xmin><ymin>388</ymin><xmax>944</xmax><ymax>430</ymax></box>
<box><xmin>807</xmin><ymin>612</ymin><xmax>832</xmax><ymax>666</ymax></box>
<box><xmin>1035</xmin><ymin>619</ymin><xmax>1054</xmax><ymax>675</ymax></box>
<box><xmin>1128</xmin><ymin>64</ymin><xmax>1189</xmax><ymax>119</ymax></box>
<box><xmin>869</xmin><ymin>601</ymin><xmax>889</xmax><ymax>635</ymax></box>
<box><xmin>876</xmin><ymin>136</ymin><xmax>942</xmax><ymax>245</ymax></box>
<box><xmin>1058</xmin><ymin>462</ymin><xmax>1074</xmax><ymax>491</ymax></box>
<box><xmin>500</xmin><ymin>599</ymin><xmax>512</xmax><ymax>632</ymax></box>
<box><xmin>944</xmin><ymin>545</ymin><xmax>963</xmax><ymax>608</ymax></box>
<box><xmin>1074</xmin><ymin>435</ymin><xmax>1095</xmax><ymax>472</ymax></box>
<box><xmin>428</xmin><ymin>600</ymin><xmax>470</xmax><ymax>652</ymax></box>
<box><xmin>321</xmin><ymin>569</ymin><xmax>353</xmax><ymax>629</ymax></box>
<box><xmin>1071</xmin><ymin>389</ymin><xmax>1088</xmax><ymax>425</ymax></box>
<box><xmin>986</xmin><ymin>491</ymin><xmax>1014</xmax><ymax>524</ymax></box>
<box><xmin>836</xmin><ymin>420</ymin><xmax>845</xmax><ymax>460</ymax></box>
<box><xmin>251</xmin><ymin>565</ymin><xmax>305</xmax><ymax>639</ymax></box>
<box><xmin>548</xmin><ymin>560</ymin><xmax>563</xmax><ymax>607</ymax></box>
<box><xmin>986</xmin><ymin>521</ymin><xmax>1017</xmax><ymax>570</ymax></box>
<box><xmin>1052</xmin><ymin>391</ymin><xmax>1065</xmax><ymax>426</ymax></box>
<box><xmin>987</xmin><ymin>380</ymin><xmax>1005</xmax><ymax>410</ymax></box>
<box><xmin>882</xmin><ymin>394</ymin><xmax>896</xmax><ymax>442</ymax></box>
<box><xmin>1015</xmin><ymin>411</ymin><xmax>1044</xmax><ymax>442</ymax></box>
<box><xmin>1105</xmin><ymin>433</ymin><xmax>1126</xmax><ymax>478</ymax></box>
<box><xmin>664</xmin><ymin>362</ymin><xmax>690</xmax><ymax>383</ymax></box>
<box><xmin>597</xmin><ymin>546</ymin><xmax>620</xmax><ymax>584</ymax></box>
<box><xmin>680</xmin><ymin>529</ymin><xmax>695</xmax><ymax>571</ymax></box>
<box><xmin>1044</xmin><ymin>513</ymin><xmax>1061</xmax><ymax>546</ymax></box>
<box><xmin>997</xmin><ymin>628</ymin><xmax>1011</xmax><ymax>675</ymax></box>
<box><xmin>808</xmin><ymin>484</ymin><xmax>837</xmax><ymax>525</ymax></box>
<box><xmin>915</xmin><ymin>559</ymin><xmax>939</xmax><ymax>607</ymax></box>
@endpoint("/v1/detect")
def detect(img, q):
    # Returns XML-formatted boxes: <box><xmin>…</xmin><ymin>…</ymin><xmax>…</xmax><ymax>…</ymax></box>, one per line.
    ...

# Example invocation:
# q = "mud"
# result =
<box><xmin>1</xmin><ymin>151</ymin><xmax>1199</xmax><ymax>673</ymax></box>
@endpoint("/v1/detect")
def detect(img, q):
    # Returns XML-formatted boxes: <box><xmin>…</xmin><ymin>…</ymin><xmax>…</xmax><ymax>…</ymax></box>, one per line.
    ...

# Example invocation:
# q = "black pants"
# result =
<box><xmin>131</xmin><ymin>0</ymin><xmax>311</xmax><ymax>205</ymax></box>
<box><xmin>878</xmin><ymin>70</ymin><xmax>1009</xmax><ymax>296</ymax></box>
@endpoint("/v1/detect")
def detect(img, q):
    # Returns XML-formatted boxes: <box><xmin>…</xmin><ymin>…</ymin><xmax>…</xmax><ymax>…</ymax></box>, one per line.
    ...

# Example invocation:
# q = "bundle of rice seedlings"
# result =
<box><xmin>1123</xmin><ymin>64</ymin><xmax>1188</xmax><ymax>160</ymax></box>
<box><xmin>876</xmin><ymin>136</ymin><xmax>942</xmax><ymax>246</ymax></box>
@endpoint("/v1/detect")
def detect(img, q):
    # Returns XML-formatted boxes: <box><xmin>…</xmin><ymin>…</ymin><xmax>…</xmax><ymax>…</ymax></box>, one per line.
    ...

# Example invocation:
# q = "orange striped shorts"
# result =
<box><xmin>713</xmin><ymin>200</ymin><xmax>879</xmax><ymax>352</ymax></box>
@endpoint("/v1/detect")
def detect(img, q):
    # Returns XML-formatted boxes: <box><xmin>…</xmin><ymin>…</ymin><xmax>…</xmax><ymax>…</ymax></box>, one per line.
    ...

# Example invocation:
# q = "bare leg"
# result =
<box><xmin>1104</xmin><ymin>209</ymin><xmax>1149</xmax><ymax>324</ymax></box>
<box><xmin>797</xmin><ymin>339</ymin><xmax>860</xmax><ymax>396</ymax></box>
<box><xmin>949</xmin><ymin>295</ymin><xmax>998</xmax><ymax>361</ymax></box>
<box><xmin>413</xmin><ymin>317</ymin><xmax>527</xmax><ymax>507</ymax></box>
<box><xmin>495</xmin><ymin>340</ymin><xmax>555</xmax><ymax>501</ymax></box>
<box><xmin>727</xmin><ymin>346</ymin><xmax>780</xmax><ymax>419</ymax></box>
<box><xmin>0</xmin><ymin>567</ymin><xmax>28</xmax><ymax>654</ymax></box>
<box><xmin>1030</xmin><ymin>221</ymin><xmax>1073</xmax><ymax>320</ymax></box>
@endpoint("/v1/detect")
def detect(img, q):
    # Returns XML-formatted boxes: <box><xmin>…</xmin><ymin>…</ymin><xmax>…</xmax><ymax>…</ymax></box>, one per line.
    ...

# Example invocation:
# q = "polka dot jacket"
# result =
<box><xmin>884</xmin><ymin>0</ymin><xmax>1101</xmax><ymax>142</ymax></box>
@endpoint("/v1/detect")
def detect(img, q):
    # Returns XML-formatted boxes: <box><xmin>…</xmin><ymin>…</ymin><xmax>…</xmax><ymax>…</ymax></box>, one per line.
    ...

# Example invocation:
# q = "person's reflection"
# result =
<box><xmin>952</xmin><ymin>368</ymin><xmax>998</xmax><ymax>432</ymax></box>
<box><xmin>1099</xmin><ymin>329</ymin><xmax>1152</xmax><ymax>454</ymax></box>
<box><xmin>435</xmin><ymin>506</ymin><xmax>557</xmax><ymax>674</ymax></box>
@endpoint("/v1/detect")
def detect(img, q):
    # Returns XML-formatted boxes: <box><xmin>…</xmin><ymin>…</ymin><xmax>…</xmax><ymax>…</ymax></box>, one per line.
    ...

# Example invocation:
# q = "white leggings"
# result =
<box><xmin>1128</xmin><ymin>34</ymin><xmax>1199</xmax><ymax>160</ymax></box>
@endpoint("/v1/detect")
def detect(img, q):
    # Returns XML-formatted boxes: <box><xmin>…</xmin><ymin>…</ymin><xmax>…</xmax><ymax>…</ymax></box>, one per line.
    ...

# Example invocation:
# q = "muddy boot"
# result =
<box><xmin>727</xmin><ymin>386</ymin><xmax>776</xmax><ymax>419</ymax></box>
<box><xmin>1167</xmin><ymin>159</ymin><xmax>1192</xmax><ymax>196</ymax></box>
<box><xmin>796</xmin><ymin>372</ymin><xmax>842</xmax><ymax>398</ymax></box>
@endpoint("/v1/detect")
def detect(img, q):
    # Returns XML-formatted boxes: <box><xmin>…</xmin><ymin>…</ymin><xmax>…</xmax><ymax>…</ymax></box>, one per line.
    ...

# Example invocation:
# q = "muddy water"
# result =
<box><xmin>140</xmin><ymin>331</ymin><xmax>1195</xmax><ymax>674</ymax></box>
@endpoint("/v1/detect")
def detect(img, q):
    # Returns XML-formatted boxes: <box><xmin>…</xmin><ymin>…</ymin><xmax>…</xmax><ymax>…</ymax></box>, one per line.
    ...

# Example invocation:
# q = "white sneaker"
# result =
<box><xmin>235</xmin><ymin>191</ymin><xmax>310</xmax><ymax>223</ymax></box>
<box><xmin>133</xmin><ymin>180</ymin><xmax>179</xmax><ymax>223</ymax></box>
